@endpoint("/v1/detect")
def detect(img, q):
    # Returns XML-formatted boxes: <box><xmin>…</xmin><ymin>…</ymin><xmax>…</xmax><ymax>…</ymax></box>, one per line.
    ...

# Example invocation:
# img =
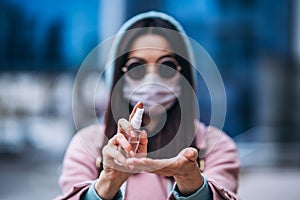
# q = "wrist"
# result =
<box><xmin>174</xmin><ymin>170</ymin><xmax>203</xmax><ymax>196</ymax></box>
<box><xmin>95</xmin><ymin>171</ymin><xmax>128</xmax><ymax>199</ymax></box>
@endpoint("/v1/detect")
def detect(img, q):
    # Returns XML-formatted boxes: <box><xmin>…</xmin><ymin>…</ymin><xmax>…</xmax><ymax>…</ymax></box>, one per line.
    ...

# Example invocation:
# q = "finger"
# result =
<box><xmin>127</xmin><ymin>157</ymin><xmax>176</xmax><ymax>173</ymax></box>
<box><xmin>102</xmin><ymin>145</ymin><xmax>128</xmax><ymax>167</ymax></box>
<box><xmin>181</xmin><ymin>147</ymin><xmax>198</xmax><ymax>162</ymax></box>
<box><xmin>134</xmin><ymin>130</ymin><xmax>148</xmax><ymax>158</ymax></box>
<box><xmin>126</xmin><ymin>158</ymin><xmax>157</xmax><ymax>172</ymax></box>
<box><xmin>129</xmin><ymin>101</ymin><xmax>143</xmax><ymax>121</ymax></box>
<box><xmin>139</xmin><ymin>130</ymin><xmax>148</xmax><ymax>146</ymax></box>
<box><xmin>103</xmin><ymin>156</ymin><xmax>133</xmax><ymax>172</ymax></box>
<box><xmin>117</xmin><ymin>118</ymin><xmax>134</xmax><ymax>137</ymax></box>
<box><xmin>112</xmin><ymin>133</ymin><xmax>132</xmax><ymax>153</ymax></box>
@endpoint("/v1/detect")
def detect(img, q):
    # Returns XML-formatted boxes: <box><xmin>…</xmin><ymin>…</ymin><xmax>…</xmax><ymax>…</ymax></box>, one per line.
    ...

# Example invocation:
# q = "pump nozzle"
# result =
<box><xmin>131</xmin><ymin>108</ymin><xmax>144</xmax><ymax>129</ymax></box>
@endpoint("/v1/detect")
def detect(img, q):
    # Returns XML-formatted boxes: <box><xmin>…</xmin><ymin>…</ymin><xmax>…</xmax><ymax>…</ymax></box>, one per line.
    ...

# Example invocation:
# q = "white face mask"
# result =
<box><xmin>123</xmin><ymin>73</ymin><xmax>181</xmax><ymax>114</ymax></box>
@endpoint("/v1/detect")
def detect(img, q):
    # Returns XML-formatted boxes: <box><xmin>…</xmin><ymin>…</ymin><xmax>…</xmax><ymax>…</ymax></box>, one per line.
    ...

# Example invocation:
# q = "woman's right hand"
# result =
<box><xmin>94</xmin><ymin>102</ymin><xmax>147</xmax><ymax>199</ymax></box>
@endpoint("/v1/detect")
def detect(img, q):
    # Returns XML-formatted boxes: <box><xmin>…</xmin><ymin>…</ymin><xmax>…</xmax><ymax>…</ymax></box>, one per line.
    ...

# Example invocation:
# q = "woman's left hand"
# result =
<box><xmin>126</xmin><ymin>147</ymin><xmax>204</xmax><ymax>195</ymax></box>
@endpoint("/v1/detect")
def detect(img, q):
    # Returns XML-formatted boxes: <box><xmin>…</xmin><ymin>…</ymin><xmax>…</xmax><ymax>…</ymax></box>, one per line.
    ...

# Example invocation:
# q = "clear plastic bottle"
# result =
<box><xmin>115</xmin><ymin>108</ymin><xmax>144</xmax><ymax>165</ymax></box>
<box><xmin>128</xmin><ymin>108</ymin><xmax>144</xmax><ymax>154</ymax></box>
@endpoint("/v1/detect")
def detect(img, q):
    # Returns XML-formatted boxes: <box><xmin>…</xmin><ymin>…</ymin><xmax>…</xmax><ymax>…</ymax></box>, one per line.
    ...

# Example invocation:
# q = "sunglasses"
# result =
<box><xmin>122</xmin><ymin>56</ymin><xmax>182</xmax><ymax>80</ymax></box>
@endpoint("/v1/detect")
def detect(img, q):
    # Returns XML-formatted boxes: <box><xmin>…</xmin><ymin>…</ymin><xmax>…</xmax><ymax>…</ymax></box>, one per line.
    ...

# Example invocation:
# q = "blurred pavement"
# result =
<box><xmin>0</xmin><ymin>149</ymin><xmax>62</xmax><ymax>200</ymax></box>
<box><xmin>239</xmin><ymin>167</ymin><xmax>300</xmax><ymax>200</ymax></box>
<box><xmin>1</xmin><ymin>148</ymin><xmax>300</xmax><ymax>200</ymax></box>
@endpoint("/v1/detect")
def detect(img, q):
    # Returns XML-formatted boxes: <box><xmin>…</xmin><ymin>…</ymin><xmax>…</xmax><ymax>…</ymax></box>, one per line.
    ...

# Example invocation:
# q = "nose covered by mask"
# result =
<box><xmin>123</xmin><ymin>73</ymin><xmax>181</xmax><ymax>114</ymax></box>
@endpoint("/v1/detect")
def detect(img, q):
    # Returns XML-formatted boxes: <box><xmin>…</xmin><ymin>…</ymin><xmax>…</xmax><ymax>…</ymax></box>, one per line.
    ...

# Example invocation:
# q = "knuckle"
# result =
<box><xmin>115</xmin><ymin>133</ymin><xmax>125</xmax><ymax>140</ymax></box>
<box><xmin>115</xmin><ymin>153</ymin><xmax>125</xmax><ymax>163</ymax></box>
<box><xmin>108</xmin><ymin>136</ymin><xmax>117</xmax><ymax>144</ymax></box>
<box><xmin>118</xmin><ymin>118</ymin><xmax>127</xmax><ymax>125</ymax></box>
<box><xmin>118</xmin><ymin>118</ymin><xmax>132</xmax><ymax>131</ymax></box>
<box><xmin>107</xmin><ymin>139</ymin><xmax>114</xmax><ymax>146</ymax></box>
<box><xmin>102</xmin><ymin>145</ymin><xmax>110</xmax><ymax>155</ymax></box>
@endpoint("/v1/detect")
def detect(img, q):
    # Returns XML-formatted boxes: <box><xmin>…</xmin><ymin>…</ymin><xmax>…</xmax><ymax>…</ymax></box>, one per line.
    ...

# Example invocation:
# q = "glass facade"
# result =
<box><xmin>0</xmin><ymin>1</ymin><xmax>300</xmax><ymax>199</ymax></box>
<box><xmin>0</xmin><ymin>0</ymin><xmax>298</xmax><ymax>155</ymax></box>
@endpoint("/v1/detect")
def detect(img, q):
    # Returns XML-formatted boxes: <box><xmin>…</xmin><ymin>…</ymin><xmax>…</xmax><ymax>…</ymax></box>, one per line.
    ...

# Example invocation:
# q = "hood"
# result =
<box><xmin>104</xmin><ymin>11</ymin><xmax>196</xmax><ymax>89</ymax></box>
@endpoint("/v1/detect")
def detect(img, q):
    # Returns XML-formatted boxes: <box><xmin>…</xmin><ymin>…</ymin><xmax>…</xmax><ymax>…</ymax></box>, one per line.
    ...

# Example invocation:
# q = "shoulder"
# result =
<box><xmin>194</xmin><ymin>120</ymin><xmax>237</xmax><ymax>157</ymax></box>
<box><xmin>59</xmin><ymin>124</ymin><xmax>105</xmax><ymax>196</ymax></box>
<box><xmin>66</xmin><ymin>124</ymin><xmax>107</xmax><ymax>159</ymax></box>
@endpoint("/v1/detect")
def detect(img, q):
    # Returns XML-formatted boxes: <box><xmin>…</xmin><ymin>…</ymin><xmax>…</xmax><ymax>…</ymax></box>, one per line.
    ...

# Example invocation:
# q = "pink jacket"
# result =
<box><xmin>55</xmin><ymin>121</ymin><xmax>239</xmax><ymax>200</ymax></box>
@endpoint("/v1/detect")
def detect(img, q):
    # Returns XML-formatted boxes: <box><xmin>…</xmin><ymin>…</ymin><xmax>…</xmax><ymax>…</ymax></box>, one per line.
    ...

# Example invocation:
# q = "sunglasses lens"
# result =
<box><xmin>158</xmin><ymin>61</ymin><xmax>178</xmax><ymax>79</ymax></box>
<box><xmin>127</xmin><ymin>62</ymin><xmax>145</xmax><ymax>80</ymax></box>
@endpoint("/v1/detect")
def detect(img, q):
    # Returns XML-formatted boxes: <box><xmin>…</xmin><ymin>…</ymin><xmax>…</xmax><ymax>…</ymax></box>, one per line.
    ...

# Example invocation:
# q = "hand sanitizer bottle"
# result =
<box><xmin>115</xmin><ymin>108</ymin><xmax>144</xmax><ymax>165</ymax></box>
<box><xmin>129</xmin><ymin>108</ymin><xmax>144</xmax><ymax>154</ymax></box>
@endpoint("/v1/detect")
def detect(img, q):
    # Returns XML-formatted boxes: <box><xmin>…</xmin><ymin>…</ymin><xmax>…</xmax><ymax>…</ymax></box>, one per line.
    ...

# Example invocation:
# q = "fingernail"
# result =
<box><xmin>129</xmin><ymin>151</ymin><xmax>135</xmax><ymax>157</ymax></box>
<box><xmin>129</xmin><ymin>164</ymin><xmax>134</xmax><ymax>170</ymax></box>
<box><xmin>130</xmin><ymin>130</ymin><xmax>135</xmax><ymax>136</ymax></box>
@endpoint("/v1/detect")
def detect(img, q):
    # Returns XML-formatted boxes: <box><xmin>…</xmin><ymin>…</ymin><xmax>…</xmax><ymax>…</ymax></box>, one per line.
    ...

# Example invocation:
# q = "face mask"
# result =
<box><xmin>123</xmin><ymin>73</ymin><xmax>181</xmax><ymax>114</ymax></box>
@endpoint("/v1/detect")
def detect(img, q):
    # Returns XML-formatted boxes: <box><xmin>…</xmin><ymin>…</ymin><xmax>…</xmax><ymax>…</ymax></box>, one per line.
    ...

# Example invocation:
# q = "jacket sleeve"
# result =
<box><xmin>55</xmin><ymin>125</ymin><xmax>103</xmax><ymax>200</ymax></box>
<box><xmin>81</xmin><ymin>180</ymin><xmax>123</xmax><ymax>200</ymax></box>
<box><xmin>198</xmin><ymin>125</ymin><xmax>240</xmax><ymax>200</ymax></box>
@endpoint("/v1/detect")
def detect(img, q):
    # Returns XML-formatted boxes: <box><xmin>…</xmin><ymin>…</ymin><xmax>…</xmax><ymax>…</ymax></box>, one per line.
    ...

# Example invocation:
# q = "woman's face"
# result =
<box><xmin>122</xmin><ymin>34</ymin><xmax>182</xmax><ymax>113</ymax></box>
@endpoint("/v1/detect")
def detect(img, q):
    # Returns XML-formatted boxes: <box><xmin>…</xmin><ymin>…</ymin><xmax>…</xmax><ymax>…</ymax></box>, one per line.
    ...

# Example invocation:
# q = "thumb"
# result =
<box><xmin>129</xmin><ymin>101</ymin><xmax>143</xmax><ymax>121</ymax></box>
<box><xmin>182</xmin><ymin>147</ymin><xmax>198</xmax><ymax>162</ymax></box>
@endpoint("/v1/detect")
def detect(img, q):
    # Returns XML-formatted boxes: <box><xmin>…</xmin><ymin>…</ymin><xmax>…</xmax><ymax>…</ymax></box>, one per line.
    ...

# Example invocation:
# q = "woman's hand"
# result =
<box><xmin>95</xmin><ymin>102</ymin><xmax>148</xmax><ymax>199</ymax></box>
<box><xmin>126</xmin><ymin>147</ymin><xmax>203</xmax><ymax>196</ymax></box>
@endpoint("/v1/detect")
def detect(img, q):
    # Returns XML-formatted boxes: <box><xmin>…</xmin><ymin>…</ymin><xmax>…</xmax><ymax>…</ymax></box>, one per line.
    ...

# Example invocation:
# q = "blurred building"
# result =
<box><xmin>0</xmin><ymin>0</ymin><xmax>299</xmax><ymax>170</ymax></box>
<box><xmin>0</xmin><ymin>0</ymin><xmax>300</xmax><ymax>200</ymax></box>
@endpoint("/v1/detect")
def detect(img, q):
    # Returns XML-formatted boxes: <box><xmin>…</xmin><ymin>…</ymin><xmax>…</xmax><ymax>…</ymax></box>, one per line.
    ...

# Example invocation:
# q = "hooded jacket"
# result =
<box><xmin>55</xmin><ymin>11</ymin><xmax>240</xmax><ymax>200</ymax></box>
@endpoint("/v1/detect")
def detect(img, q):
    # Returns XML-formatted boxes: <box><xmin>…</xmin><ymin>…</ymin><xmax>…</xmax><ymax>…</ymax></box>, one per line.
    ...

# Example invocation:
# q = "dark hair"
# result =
<box><xmin>103</xmin><ymin>17</ymin><xmax>197</xmax><ymax>159</ymax></box>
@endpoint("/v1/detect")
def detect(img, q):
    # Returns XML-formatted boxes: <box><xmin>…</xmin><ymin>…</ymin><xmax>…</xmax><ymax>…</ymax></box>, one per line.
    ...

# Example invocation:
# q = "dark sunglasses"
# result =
<box><xmin>121</xmin><ymin>56</ymin><xmax>182</xmax><ymax>80</ymax></box>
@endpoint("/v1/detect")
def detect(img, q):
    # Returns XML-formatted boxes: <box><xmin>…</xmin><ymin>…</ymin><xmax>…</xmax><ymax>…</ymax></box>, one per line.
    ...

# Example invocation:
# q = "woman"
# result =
<box><xmin>56</xmin><ymin>11</ymin><xmax>239</xmax><ymax>200</ymax></box>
